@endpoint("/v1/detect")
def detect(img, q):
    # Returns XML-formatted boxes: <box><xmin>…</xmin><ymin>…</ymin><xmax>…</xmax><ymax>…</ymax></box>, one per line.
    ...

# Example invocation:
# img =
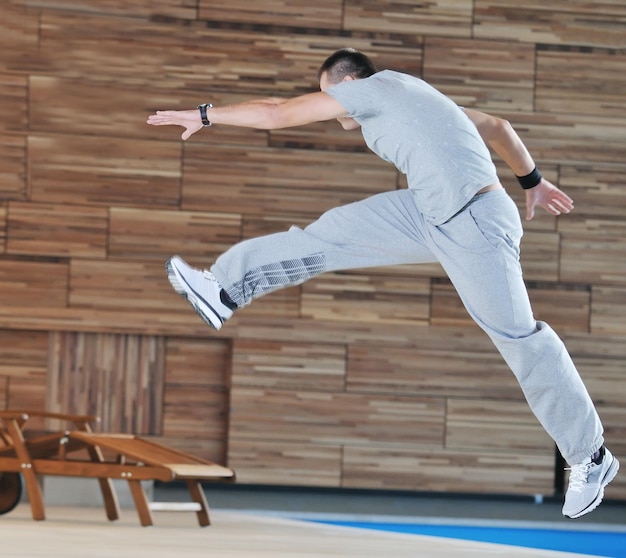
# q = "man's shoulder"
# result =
<box><xmin>375</xmin><ymin>69</ymin><xmax>419</xmax><ymax>81</ymax></box>
<box><xmin>370</xmin><ymin>70</ymin><xmax>426</xmax><ymax>92</ymax></box>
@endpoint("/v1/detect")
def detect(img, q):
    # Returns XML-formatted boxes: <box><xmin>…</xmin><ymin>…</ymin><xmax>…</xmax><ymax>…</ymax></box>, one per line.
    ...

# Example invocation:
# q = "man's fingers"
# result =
<box><xmin>545</xmin><ymin>193</ymin><xmax>574</xmax><ymax>214</ymax></box>
<box><xmin>147</xmin><ymin>116</ymin><xmax>171</xmax><ymax>125</ymax></box>
<box><xmin>147</xmin><ymin>112</ymin><xmax>182</xmax><ymax>125</ymax></box>
<box><xmin>553</xmin><ymin>198</ymin><xmax>573</xmax><ymax>214</ymax></box>
<box><xmin>546</xmin><ymin>202</ymin><xmax>561</xmax><ymax>215</ymax></box>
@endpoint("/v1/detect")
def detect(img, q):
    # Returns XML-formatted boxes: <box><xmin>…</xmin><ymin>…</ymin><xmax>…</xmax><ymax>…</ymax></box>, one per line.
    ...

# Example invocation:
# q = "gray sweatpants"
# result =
<box><xmin>212</xmin><ymin>188</ymin><xmax>603</xmax><ymax>465</ymax></box>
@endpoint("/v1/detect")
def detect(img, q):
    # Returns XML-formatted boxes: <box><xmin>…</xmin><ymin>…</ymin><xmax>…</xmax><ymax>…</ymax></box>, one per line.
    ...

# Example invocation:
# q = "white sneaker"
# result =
<box><xmin>562</xmin><ymin>446</ymin><xmax>619</xmax><ymax>518</ymax></box>
<box><xmin>165</xmin><ymin>256</ymin><xmax>234</xmax><ymax>330</ymax></box>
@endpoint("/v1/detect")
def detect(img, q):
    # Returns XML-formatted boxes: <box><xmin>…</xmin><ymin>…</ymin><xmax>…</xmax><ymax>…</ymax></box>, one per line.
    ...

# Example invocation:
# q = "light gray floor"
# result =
<box><xmin>155</xmin><ymin>484</ymin><xmax>626</xmax><ymax>528</ymax></box>
<box><xmin>4</xmin><ymin>504</ymin><xmax>601</xmax><ymax>558</ymax></box>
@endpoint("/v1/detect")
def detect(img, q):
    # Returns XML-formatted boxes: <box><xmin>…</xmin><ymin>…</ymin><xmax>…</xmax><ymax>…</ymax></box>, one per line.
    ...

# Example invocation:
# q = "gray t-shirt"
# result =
<box><xmin>326</xmin><ymin>70</ymin><xmax>499</xmax><ymax>225</ymax></box>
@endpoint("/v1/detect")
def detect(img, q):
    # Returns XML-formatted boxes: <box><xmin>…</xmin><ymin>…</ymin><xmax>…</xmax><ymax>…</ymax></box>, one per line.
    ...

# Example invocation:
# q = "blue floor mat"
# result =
<box><xmin>307</xmin><ymin>520</ymin><xmax>626</xmax><ymax>558</ymax></box>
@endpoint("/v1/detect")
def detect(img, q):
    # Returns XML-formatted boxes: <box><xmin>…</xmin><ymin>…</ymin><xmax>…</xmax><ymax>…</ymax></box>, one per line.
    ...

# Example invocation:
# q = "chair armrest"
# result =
<box><xmin>0</xmin><ymin>411</ymin><xmax>30</xmax><ymax>421</ymax></box>
<box><xmin>0</xmin><ymin>410</ymin><xmax>100</xmax><ymax>428</ymax></box>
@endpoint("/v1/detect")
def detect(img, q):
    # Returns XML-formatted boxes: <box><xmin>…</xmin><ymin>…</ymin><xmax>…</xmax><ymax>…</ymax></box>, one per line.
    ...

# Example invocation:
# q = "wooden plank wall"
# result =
<box><xmin>0</xmin><ymin>0</ymin><xmax>625</xmax><ymax>499</ymax></box>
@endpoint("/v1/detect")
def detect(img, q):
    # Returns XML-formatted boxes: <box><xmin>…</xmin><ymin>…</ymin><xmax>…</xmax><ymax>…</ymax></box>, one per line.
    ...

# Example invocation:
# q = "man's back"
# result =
<box><xmin>326</xmin><ymin>70</ymin><xmax>499</xmax><ymax>224</ymax></box>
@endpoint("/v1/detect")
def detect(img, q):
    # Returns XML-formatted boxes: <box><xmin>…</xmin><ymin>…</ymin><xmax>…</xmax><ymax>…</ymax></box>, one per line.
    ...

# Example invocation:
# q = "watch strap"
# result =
<box><xmin>197</xmin><ymin>103</ymin><xmax>213</xmax><ymax>127</ymax></box>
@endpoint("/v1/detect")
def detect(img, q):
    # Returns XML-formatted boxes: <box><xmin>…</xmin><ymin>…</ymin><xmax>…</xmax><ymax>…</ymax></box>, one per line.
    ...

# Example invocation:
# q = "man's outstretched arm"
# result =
<box><xmin>464</xmin><ymin>108</ymin><xmax>574</xmax><ymax>221</ymax></box>
<box><xmin>147</xmin><ymin>92</ymin><xmax>348</xmax><ymax>140</ymax></box>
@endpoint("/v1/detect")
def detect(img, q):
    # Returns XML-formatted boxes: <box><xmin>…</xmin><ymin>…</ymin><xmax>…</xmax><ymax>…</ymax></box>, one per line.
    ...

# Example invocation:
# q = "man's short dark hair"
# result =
<box><xmin>317</xmin><ymin>48</ymin><xmax>377</xmax><ymax>83</ymax></box>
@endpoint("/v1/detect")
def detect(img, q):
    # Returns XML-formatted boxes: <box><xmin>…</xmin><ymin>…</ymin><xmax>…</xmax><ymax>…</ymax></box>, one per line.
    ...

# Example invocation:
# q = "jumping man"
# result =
<box><xmin>147</xmin><ymin>48</ymin><xmax>619</xmax><ymax>519</ymax></box>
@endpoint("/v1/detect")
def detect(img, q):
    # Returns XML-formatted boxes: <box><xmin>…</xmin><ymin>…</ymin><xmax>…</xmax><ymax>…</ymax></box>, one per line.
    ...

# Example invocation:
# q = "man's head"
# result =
<box><xmin>318</xmin><ymin>49</ymin><xmax>377</xmax><ymax>130</ymax></box>
<box><xmin>317</xmin><ymin>48</ymin><xmax>377</xmax><ymax>90</ymax></box>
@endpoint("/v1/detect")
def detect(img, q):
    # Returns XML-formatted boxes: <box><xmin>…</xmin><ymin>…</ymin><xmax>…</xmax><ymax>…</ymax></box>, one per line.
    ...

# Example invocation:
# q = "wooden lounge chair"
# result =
<box><xmin>0</xmin><ymin>410</ymin><xmax>235</xmax><ymax>526</ymax></box>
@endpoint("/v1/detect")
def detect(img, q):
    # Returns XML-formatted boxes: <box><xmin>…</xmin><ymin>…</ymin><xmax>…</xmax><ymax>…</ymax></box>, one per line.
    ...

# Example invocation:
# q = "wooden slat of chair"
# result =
<box><xmin>69</xmin><ymin>433</ymin><xmax>236</xmax><ymax>477</ymax></box>
<box><xmin>30</xmin><ymin>457</ymin><xmax>174</xmax><ymax>482</ymax></box>
<box><xmin>166</xmin><ymin>463</ymin><xmax>235</xmax><ymax>479</ymax></box>
<box><xmin>72</xmin><ymin>433</ymin><xmax>186</xmax><ymax>464</ymax></box>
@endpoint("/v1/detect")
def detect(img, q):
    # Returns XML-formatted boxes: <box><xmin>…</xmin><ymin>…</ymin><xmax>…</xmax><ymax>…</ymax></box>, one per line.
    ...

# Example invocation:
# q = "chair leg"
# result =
<box><xmin>5</xmin><ymin>419</ymin><xmax>45</xmax><ymax>521</ymax></box>
<box><xmin>97</xmin><ymin>478</ymin><xmax>120</xmax><ymax>521</ymax></box>
<box><xmin>22</xmin><ymin>468</ymin><xmax>45</xmax><ymax>521</ymax></box>
<box><xmin>127</xmin><ymin>479</ymin><xmax>153</xmax><ymax>527</ymax></box>
<box><xmin>186</xmin><ymin>480</ymin><xmax>210</xmax><ymax>527</ymax></box>
<box><xmin>83</xmin><ymin>440</ymin><xmax>120</xmax><ymax>521</ymax></box>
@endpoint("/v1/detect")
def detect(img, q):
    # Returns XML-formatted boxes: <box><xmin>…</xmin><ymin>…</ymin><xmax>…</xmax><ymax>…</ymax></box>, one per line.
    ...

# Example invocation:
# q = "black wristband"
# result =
<box><xmin>197</xmin><ymin>103</ymin><xmax>213</xmax><ymax>127</ymax></box>
<box><xmin>516</xmin><ymin>167</ymin><xmax>542</xmax><ymax>190</ymax></box>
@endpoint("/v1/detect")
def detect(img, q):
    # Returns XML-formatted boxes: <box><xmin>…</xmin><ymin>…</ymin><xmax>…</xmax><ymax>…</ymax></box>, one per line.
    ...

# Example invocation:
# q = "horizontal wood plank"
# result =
<box><xmin>590</xmin><ymin>286</ymin><xmax>626</xmax><ymax>336</ymax></box>
<box><xmin>38</xmin><ymin>12</ymin><xmax>422</xmax><ymax>95</ymax></box>
<box><xmin>301</xmin><ymin>273</ymin><xmax>431</xmax><ymax>325</ymax></box>
<box><xmin>503</xmin><ymin>111</ymin><xmax>626</xmax><ymax>165</ymax></box>
<box><xmin>344</xmin><ymin>0</ymin><xmax>473</xmax><ymax>37</ymax></box>
<box><xmin>163</xmin><ymin>384</ymin><xmax>228</xmax><ymax>440</ymax></box>
<box><xmin>30</xmin><ymin>76</ymin><xmax>269</xmax><ymax>147</ymax></box>
<box><xmin>560</xmin><ymin>234</ymin><xmax>626</xmax><ymax>285</ymax></box>
<box><xmin>27</xmin><ymin>0</ymin><xmax>199</xmax><ymax>19</ymax></box>
<box><xmin>0</xmin><ymin>134</ymin><xmax>27</xmax><ymax>200</ymax></box>
<box><xmin>423</xmin><ymin>38</ymin><xmax>536</xmax><ymax>111</ymax></box>
<box><xmin>343</xmin><ymin>446</ymin><xmax>554</xmax><ymax>494</ymax></box>
<box><xmin>228</xmin><ymin>439</ymin><xmax>342</xmax><ymax>486</ymax></box>
<box><xmin>230</xmin><ymin>388</ymin><xmax>445</xmax><ymax>447</ymax></box>
<box><xmin>0</xmin><ymin>305</ymin><xmax>222</xmax><ymax>337</ymax></box>
<box><xmin>5</xmin><ymin>376</ymin><xmax>47</xmax><ymax>416</ymax></box>
<box><xmin>7</xmin><ymin>202</ymin><xmax>108</xmax><ymax>259</ymax></box>
<box><xmin>537</xmin><ymin>49</ymin><xmax>626</xmax><ymax>117</ymax></box>
<box><xmin>165</xmin><ymin>337</ymin><xmax>230</xmax><ymax>387</ymax></box>
<box><xmin>0</xmin><ymin>375</ymin><xmax>6</xmax><ymax>408</ymax></box>
<box><xmin>557</xmin><ymin>164</ymin><xmax>626</xmax><ymax>227</ymax></box>
<box><xmin>29</xmin><ymin>134</ymin><xmax>181</xmax><ymax>208</ymax></box>
<box><xmin>0</xmin><ymin>4</ymin><xmax>39</xmax><ymax>60</ymax></box>
<box><xmin>232</xmin><ymin>339</ymin><xmax>346</xmax><ymax>392</ymax></box>
<box><xmin>346</xmin><ymin>343</ymin><xmax>521</xmax><ymax>399</ymax></box>
<box><xmin>446</xmin><ymin>399</ymin><xmax>553</xmax><ymax>453</ymax></box>
<box><xmin>474</xmin><ymin>0</ymin><xmax>626</xmax><ymax>48</ymax></box>
<box><xmin>182</xmin><ymin>144</ymin><xmax>396</xmax><ymax>216</ymax></box>
<box><xmin>109</xmin><ymin>207</ymin><xmax>242</xmax><ymax>262</ymax></box>
<box><xmin>69</xmin><ymin>259</ymin><xmax>186</xmax><ymax>312</ymax></box>
<box><xmin>0</xmin><ymin>74</ymin><xmax>28</xmax><ymax>133</ymax></box>
<box><xmin>198</xmin><ymin>0</ymin><xmax>343</xmax><ymax>29</ymax></box>
<box><xmin>0</xmin><ymin>330</ymin><xmax>49</xmax><ymax>378</ymax></box>
<box><xmin>0</xmin><ymin>260</ymin><xmax>68</xmax><ymax>308</ymax></box>
<box><xmin>0</xmin><ymin>204</ymin><xmax>6</xmax><ymax>252</ymax></box>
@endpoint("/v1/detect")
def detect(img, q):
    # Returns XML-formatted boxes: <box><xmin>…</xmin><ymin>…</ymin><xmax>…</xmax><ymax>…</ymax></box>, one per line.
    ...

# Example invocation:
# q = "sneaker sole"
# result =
<box><xmin>567</xmin><ymin>455</ymin><xmax>620</xmax><ymax>519</ymax></box>
<box><xmin>165</xmin><ymin>257</ymin><xmax>223</xmax><ymax>330</ymax></box>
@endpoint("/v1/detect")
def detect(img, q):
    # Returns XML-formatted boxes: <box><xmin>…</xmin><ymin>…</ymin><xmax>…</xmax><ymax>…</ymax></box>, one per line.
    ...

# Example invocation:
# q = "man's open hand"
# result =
<box><xmin>524</xmin><ymin>178</ymin><xmax>574</xmax><ymax>220</ymax></box>
<box><xmin>147</xmin><ymin>109</ymin><xmax>203</xmax><ymax>140</ymax></box>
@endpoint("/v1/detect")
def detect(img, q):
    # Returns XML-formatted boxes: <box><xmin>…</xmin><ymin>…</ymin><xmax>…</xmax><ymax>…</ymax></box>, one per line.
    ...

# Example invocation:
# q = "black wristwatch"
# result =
<box><xmin>197</xmin><ymin>103</ymin><xmax>213</xmax><ymax>127</ymax></box>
